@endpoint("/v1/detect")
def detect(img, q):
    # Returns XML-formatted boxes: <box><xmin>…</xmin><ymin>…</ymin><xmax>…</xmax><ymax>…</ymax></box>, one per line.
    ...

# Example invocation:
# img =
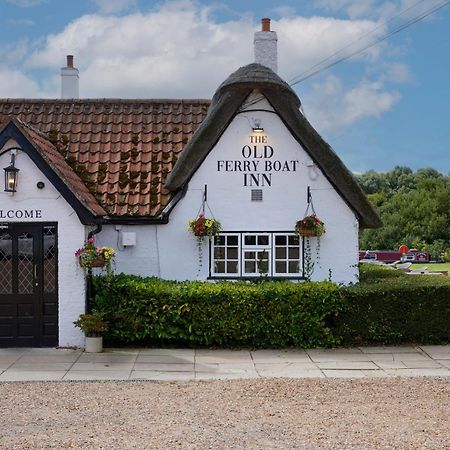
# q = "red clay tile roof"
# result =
<box><xmin>0</xmin><ymin>99</ymin><xmax>210</xmax><ymax>217</ymax></box>
<box><xmin>11</xmin><ymin>118</ymin><xmax>106</xmax><ymax>217</ymax></box>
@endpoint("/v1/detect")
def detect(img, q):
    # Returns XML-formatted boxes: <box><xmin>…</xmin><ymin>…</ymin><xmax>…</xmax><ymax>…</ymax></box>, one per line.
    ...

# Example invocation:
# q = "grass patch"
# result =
<box><xmin>359</xmin><ymin>264</ymin><xmax>450</xmax><ymax>285</ymax></box>
<box><xmin>411</xmin><ymin>262</ymin><xmax>450</xmax><ymax>272</ymax></box>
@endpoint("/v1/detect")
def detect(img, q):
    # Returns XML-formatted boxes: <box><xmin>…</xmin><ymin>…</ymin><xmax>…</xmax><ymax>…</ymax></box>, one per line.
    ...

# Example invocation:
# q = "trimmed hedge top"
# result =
<box><xmin>92</xmin><ymin>266</ymin><xmax>450</xmax><ymax>348</ymax></box>
<box><xmin>93</xmin><ymin>275</ymin><xmax>344</xmax><ymax>348</ymax></box>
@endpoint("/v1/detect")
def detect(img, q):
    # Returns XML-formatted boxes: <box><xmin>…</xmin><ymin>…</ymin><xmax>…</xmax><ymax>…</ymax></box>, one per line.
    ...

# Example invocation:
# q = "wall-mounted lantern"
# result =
<box><xmin>4</xmin><ymin>153</ymin><xmax>20</xmax><ymax>192</ymax></box>
<box><xmin>252</xmin><ymin>119</ymin><xmax>264</xmax><ymax>133</ymax></box>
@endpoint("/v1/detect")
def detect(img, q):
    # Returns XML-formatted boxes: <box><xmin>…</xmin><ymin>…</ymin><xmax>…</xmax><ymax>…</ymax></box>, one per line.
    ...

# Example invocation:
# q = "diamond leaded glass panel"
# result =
<box><xmin>18</xmin><ymin>232</ymin><xmax>34</xmax><ymax>294</ymax></box>
<box><xmin>43</xmin><ymin>226</ymin><xmax>56</xmax><ymax>293</ymax></box>
<box><xmin>0</xmin><ymin>231</ymin><xmax>12</xmax><ymax>294</ymax></box>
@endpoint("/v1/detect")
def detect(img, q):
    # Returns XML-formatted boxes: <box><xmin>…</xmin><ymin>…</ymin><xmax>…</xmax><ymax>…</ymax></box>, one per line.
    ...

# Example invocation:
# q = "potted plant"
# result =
<box><xmin>295</xmin><ymin>214</ymin><xmax>325</xmax><ymax>237</ymax></box>
<box><xmin>75</xmin><ymin>236</ymin><xmax>116</xmax><ymax>275</ymax></box>
<box><xmin>73</xmin><ymin>312</ymin><xmax>108</xmax><ymax>353</ymax></box>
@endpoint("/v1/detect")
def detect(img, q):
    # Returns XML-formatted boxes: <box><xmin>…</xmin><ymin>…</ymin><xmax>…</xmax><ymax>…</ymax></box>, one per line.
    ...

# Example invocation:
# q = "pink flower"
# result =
<box><xmin>87</xmin><ymin>237</ymin><xmax>95</xmax><ymax>244</ymax></box>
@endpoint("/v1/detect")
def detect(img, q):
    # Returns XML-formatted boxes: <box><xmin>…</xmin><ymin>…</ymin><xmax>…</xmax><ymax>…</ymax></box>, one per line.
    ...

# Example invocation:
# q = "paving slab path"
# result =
<box><xmin>0</xmin><ymin>344</ymin><xmax>449</xmax><ymax>381</ymax></box>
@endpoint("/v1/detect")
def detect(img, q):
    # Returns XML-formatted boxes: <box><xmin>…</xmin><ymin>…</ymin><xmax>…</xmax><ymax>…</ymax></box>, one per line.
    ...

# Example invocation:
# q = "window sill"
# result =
<box><xmin>207</xmin><ymin>276</ymin><xmax>306</xmax><ymax>281</ymax></box>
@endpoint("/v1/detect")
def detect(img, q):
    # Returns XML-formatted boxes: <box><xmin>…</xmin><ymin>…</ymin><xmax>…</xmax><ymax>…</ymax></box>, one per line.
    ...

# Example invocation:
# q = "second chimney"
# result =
<box><xmin>61</xmin><ymin>55</ymin><xmax>79</xmax><ymax>99</ymax></box>
<box><xmin>254</xmin><ymin>18</ymin><xmax>278</xmax><ymax>73</ymax></box>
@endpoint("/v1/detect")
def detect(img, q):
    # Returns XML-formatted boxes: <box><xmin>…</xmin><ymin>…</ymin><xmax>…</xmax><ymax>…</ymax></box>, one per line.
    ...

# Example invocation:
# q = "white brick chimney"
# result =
<box><xmin>254</xmin><ymin>18</ymin><xmax>278</xmax><ymax>73</ymax></box>
<box><xmin>61</xmin><ymin>55</ymin><xmax>79</xmax><ymax>99</ymax></box>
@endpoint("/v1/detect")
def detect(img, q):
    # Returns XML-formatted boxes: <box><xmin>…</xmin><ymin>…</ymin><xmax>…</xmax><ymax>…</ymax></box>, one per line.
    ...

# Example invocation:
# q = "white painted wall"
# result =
<box><xmin>0</xmin><ymin>139</ymin><xmax>87</xmax><ymax>346</ymax></box>
<box><xmin>0</xmin><ymin>90</ymin><xmax>360</xmax><ymax>347</ymax></box>
<box><xmin>96</xmin><ymin>225</ymin><xmax>160</xmax><ymax>277</ymax></box>
<box><xmin>99</xmin><ymin>92</ymin><xmax>359</xmax><ymax>284</ymax></box>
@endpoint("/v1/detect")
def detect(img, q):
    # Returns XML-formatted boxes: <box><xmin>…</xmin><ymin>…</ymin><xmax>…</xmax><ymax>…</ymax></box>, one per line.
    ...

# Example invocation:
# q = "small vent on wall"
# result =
<box><xmin>251</xmin><ymin>189</ymin><xmax>263</xmax><ymax>201</ymax></box>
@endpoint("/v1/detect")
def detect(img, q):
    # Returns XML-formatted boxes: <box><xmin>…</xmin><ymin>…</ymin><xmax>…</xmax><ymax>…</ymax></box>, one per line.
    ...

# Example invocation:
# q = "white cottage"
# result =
<box><xmin>0</xmin><ymin>19</ymin><xmax>381</xmax><ymax>347</ymax></box>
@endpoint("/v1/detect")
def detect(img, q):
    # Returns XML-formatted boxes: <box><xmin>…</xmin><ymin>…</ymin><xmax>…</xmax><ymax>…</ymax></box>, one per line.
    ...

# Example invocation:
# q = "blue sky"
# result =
<box><xmin>0</xmin><ymin>0</ymin><xmax>449</xmax><ymax>173</ymax></box>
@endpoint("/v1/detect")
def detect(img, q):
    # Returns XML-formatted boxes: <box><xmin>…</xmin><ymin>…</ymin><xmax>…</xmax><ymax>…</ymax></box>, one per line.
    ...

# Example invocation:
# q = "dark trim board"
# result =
<box><xmin>0</xmin><ymin>121</ymin><xmax>100</xmax><ymax>225</ymax></box>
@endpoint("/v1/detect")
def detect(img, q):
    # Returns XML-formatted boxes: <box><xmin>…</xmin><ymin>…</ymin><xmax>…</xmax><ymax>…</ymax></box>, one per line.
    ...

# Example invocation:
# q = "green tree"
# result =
<box><xmin>358</xmin><ymin>168</ymin><xmax>450</xmax><ymax>260</ymax></box>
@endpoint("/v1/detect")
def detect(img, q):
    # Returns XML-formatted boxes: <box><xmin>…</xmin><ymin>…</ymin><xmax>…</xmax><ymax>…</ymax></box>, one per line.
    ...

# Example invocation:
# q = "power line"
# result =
<box><xmin>288</xmin><ymin>0</ymin><xmax>427</xmax><ymax>86</ymax></box>
<box><xmin>290</xmin><ymin>0</ymin><xmax>450</xmax><ymax>87</ymax></box>
<box><xmin>240</xmin><ymin>0</ymin><xmax>449</xmax><ymax>111</ymax></box>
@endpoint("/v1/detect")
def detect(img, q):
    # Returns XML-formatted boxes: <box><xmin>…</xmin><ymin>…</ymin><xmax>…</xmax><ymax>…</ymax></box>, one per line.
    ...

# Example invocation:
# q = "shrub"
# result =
<box><xmin>73</xmin><ymin>313</ymin><xmax>108</xmax><ymax>337</ymax></box>
<box><xmin>92</xmin><ymin>275</ymin><xmax>344</xmax><ymax>348</ymax></box>
<box><xmin>358</xmin><ymin>264</ymin><xmax>406</xmax><ymax>284</ymax></box>
<box><xmin>92</xmin><ymin>268</ymin><xmax>450</xmax><ymax>348</ymax></box>
<box><xmin>336</xmin><ymin>265</ymin><xmax>450</xmax><ymax>345</ymax></box>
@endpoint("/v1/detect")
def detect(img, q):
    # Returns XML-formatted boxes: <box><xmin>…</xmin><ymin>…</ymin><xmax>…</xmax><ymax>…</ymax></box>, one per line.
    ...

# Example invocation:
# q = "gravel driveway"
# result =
<box><xmin>1</xmin><ymin>378</ymin><xmax>448</xmax><ymax>449</ymax></box>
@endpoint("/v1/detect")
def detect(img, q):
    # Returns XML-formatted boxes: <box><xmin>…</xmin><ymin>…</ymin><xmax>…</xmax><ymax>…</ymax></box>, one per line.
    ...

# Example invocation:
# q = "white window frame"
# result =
<box><xmin>272</xmin><ymin>233</ymin><xmax>302</xmax><ymax>276</ymax></box>
<box><xmin>210</xmin><ymin>233</ymin><xmax>241</xmax><ymax>278</ymax></box>
<box><xmin>241</xmin><ymin>233</ymin><xmax>271</xmax><ymax>277</ymax></box>
<box><xmin>210</xmin><ymin>232</ymin><xmax>304</xmax><ymax>279</ymax></box>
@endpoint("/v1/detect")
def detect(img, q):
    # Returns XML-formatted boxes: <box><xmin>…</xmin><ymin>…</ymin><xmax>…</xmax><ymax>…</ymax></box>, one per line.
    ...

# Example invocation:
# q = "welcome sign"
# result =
<box><xmin>216</xmin><ymin>135</ymin><xmax>299</xmax><ymax>187</ymax></box>
<box><xmin>0</xmin><ymin>209</ymin><xmax>43</xmax><ymax>219</ymax></box>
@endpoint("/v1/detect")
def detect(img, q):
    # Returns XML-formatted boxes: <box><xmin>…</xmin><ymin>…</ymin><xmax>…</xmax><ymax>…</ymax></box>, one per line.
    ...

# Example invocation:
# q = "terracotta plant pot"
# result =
<box><xmin>85</xmin><ymin>336</ymin><xmax>103</xmax><ymax>353</ymax></box>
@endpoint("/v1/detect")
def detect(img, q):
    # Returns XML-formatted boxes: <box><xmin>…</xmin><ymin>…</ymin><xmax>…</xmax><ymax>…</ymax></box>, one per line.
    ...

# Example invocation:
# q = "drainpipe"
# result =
<box><xmin>86</xmin><ymin>224</ymin><xmax>103</xmax><ymax>313</ymax></box>
<box><xmin>88</xmin><ymin>223</ymin><xmax>102</xmax><ymax>239</ymax></box>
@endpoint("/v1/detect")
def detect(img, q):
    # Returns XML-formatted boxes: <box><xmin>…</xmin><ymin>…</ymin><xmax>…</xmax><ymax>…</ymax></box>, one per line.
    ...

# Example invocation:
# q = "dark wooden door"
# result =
<box><xmin>0</xmin><ymin>223</ymin><xmax>58</xmax><ymax>347</ymax></box>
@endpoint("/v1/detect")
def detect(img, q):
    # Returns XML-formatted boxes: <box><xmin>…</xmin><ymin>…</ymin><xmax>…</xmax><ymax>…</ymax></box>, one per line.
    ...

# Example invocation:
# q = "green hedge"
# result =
<box><xmin>92</xmin><ymin>267</ymin><xmax>450</xmax><ymax>348</ymax></box>
<box><xmin>92</xmin><ymin>275</ymin><xmax>344</xmax><ymax>348</ymax></box>
<box><xmin>336</xmin><ymin>265</ymin><xmax>450</xmax><ymax>345</ymax></box>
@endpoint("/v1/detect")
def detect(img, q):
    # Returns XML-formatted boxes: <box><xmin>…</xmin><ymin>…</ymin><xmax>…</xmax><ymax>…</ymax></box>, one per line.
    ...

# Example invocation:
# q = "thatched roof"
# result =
<box><xmin>165</xmin><ymin>63</ymin><xmax>381</xmax><ymax>229</ymax></box>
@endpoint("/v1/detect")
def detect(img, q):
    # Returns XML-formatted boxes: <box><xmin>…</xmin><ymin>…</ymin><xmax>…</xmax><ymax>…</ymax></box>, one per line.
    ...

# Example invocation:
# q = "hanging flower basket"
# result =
<box><xmin>75</xmin><ymin>237</ymin><xmax>116</xmax><ymax>274</ymax></box>
<box><xmin>79</xmin><ymin>255</ymin><xmax>106</xmax><ymax>268</ymax></box>
<box><xmin>295</xmin><ymin>215</ymin><xmax>325</xmax><ymax>237</ymax></box>
<box><xmin>188</xmin><ymin>213</ymin><xmax>221</xmax><ymax>239</ymax></box>
<box><xmin>188</xmin><ymin>213</ymin><xmax>221</xmax><ymax>277</ymax></box>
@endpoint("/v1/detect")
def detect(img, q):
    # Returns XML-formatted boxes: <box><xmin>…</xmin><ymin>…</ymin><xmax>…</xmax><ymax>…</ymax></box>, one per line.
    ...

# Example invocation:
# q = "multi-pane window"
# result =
<box><xmin>212</xmin><ymin>234</ymin><xmax>240</xmax><ymax>276</ymax></box>
<box><xmin>211</xmin><ymin>232</ymin><xmax>303</xmax><ymax>278</ymax></box>
<box><xmin>242</xmin><ymin>233</ymin><xmax>270</xmax><ymax>276</ymax></box>
<box><xmin>274</xmin><ymin>234</ymin><xmax>301</xmax><ymax>275</ymax></box>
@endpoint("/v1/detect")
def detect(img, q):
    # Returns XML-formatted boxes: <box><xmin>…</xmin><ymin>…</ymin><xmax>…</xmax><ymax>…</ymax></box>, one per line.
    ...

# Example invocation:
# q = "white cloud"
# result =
<box><xmin>303</xmin><ymin>75</ymin><xmax>400</xmax><ymax>132</ymax></box>
<box><xmin>314</xmin><ymin>0</ymin><xmax>442</xmax><ymax>21</ymax></box>
<box><xmin>26</xmin><ymin>2</ymin><xmax>254</xmax><ymax>98</ymax></box>
<box><xmin>271</xmin><ymin>6</ymin><xmax>296</xmax><ymax>18</ymax></box>
<box><xmin>382</xmin><ymin>62</ymin><xmax>412</xmax><ymax>83</ymax></box>
<box><xmin>94</xmin><ymin>0</ymin><xmax>137</xmax><ymax>15</ymax></box>
<box><xmin>26</xmin><ymin>2</ymin><xmax>387</xmax><ymax>99</ymax></box>
<box><xmin>8</xmin><ymin>18</ymin><xmax>34</xmax><ymax>25</ymax></box>
<box><xmin>0</xmin><ymin>70</ymin><xmax>40</xmax><ymax>97</ymax></box>
<box><xmin>0</xmin><ymin>39</ymin><xmax>31</xmax><ymax>66</ymax></box>
<box><xmin>4</xmin><ymin>0</ymin><xmax>410</xmax><ymax>131</ymax></box>
<box><xmin>314</xmin><ymin>0</ymin><xmax>379</xmax><ymax>19</ymax></box>
<box><xmin>275</xmin><ymin>16</ymin><xmax>385</xmax><ymax>82</ymax></box>
<box><xmin>7</xmin><ymin>0</ymin><xmax>46</xmax><ymax>7</ymax></box>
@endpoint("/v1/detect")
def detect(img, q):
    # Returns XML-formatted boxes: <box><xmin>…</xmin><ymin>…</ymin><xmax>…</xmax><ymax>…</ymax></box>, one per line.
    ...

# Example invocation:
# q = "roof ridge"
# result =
<box><xmin>165</xmin><ymin>64</ymin><xmax>381</xmax><ymax>229</ymax></box>
<box><xmin>13</xmin><ymin>117</ymin><xmax>53</xmax><ymax>142</ymax></box>
<box><xmin>0</xmin><ymin>98</ymin><xmax>211</xmax><ymax>104</ymax></box>
<box><xmin>0</xmin><ymin>97</ymin><xmax>211</xmax><ymax>218</ymax></box>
